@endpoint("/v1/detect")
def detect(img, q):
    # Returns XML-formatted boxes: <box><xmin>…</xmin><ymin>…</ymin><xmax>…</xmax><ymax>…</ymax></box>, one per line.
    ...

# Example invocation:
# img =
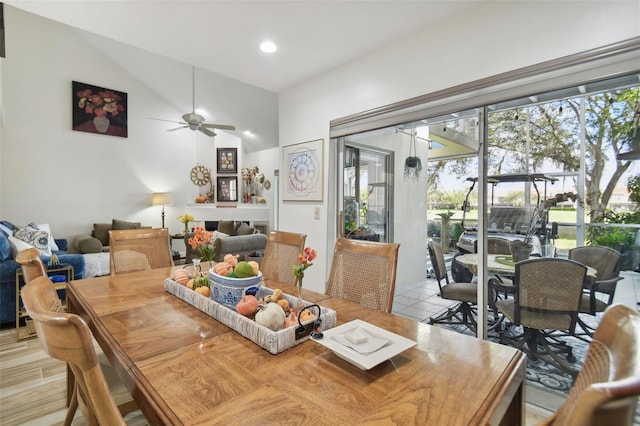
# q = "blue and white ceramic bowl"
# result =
<box><xmin>209</xmin><ymin>270</ymin><xmax>263</xmax><ymax>309</ymax></box>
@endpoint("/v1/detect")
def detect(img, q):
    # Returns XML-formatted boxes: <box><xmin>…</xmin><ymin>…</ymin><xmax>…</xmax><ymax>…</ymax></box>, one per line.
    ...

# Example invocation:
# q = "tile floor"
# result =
<box><xmin>390</xmin><ymin>259</ymin><xmax>640</xmax><ymax>423</ymax></box>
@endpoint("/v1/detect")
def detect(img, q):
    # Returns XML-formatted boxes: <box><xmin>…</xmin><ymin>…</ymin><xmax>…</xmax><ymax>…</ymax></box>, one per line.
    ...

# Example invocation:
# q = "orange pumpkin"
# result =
<box><xmin>195</xmin><ymin>196</ymin><xmax>208</xmax><ymax>203</ymax></box>
<box><xmin>173</xmin><ymin>269</ymin><xmax>189</xmax><ymax>285</ymax></box>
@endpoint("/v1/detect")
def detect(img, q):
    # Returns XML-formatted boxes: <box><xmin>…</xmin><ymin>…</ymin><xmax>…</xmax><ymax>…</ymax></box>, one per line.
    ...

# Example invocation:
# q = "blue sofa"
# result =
<box><xmin>0</xmin><ymin>238</ymin><xmax>85</xmax><ymax>326</ymax></box>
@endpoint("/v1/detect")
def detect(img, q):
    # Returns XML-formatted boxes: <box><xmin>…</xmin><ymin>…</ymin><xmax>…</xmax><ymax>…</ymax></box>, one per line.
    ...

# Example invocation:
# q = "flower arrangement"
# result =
<box><xmin>76</xmin><ymin>88</ymin><xmax>124</xmax><ymax>118</ymax></box>
<box><xmin>188</xmin><ymin>226</ymin><xmax>216</xmax><ymax>262</ymax></box>
<box><xmin>241</xmin><ymin>166</ymin><xmax>271</xmax><ymax>203</ymax></box>
<box><xmin>293</xmin><ymin>246</ymin><xmax>318</xmax><ymax>288</ymax></box>
<box><xmin>178</xmin><ymin>214</ymin><xmax>194</xmax><ymax>234</ymax></box>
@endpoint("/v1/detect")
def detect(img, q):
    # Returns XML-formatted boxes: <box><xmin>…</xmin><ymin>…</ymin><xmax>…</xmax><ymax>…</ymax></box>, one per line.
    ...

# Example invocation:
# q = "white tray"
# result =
<box><xmin>164</xmin><ymin>279</ymin><xmax>337</xmax><ymax>354</ymax></box>
<box><xmin>312</xmin><ymin>319</ymin><xmax>416</xmax><ymax>370</ymax></box>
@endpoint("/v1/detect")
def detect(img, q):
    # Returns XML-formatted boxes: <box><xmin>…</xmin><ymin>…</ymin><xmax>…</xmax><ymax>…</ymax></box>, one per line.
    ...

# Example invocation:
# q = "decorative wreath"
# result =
<box><xmin>190</xmin><ymin>165</ymin><xmax>211</xmax><ymax>186</ymax></box>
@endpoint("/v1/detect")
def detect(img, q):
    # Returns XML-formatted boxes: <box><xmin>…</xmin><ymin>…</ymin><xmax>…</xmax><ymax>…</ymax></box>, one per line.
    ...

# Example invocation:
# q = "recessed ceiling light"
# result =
<box><xmin>260</xmin><ymin>41</ymin><xmax>277</xmax><ymax>53</ymax></box>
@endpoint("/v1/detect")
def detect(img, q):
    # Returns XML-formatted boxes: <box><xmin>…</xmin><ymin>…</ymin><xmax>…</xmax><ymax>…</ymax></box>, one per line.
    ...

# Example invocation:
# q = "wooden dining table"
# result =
<box><xmin>67</xmin><ymin>266</ymin><xmax>526</xmax><ymax>425</ymax></box>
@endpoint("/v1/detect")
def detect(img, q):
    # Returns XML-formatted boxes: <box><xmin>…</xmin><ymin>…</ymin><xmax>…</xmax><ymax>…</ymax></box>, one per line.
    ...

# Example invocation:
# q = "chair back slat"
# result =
<box><xmin>261</xmin><ymin>231</ymin><xmax>307</xmax><ymax>285</ymax></box>
<box><xmin>326</xmin><ymin>237</ymin><xmax>400</xmax><ymax>313</ymax></box>
<box><xmin>109</xmin><ymin>228</ymin><xmax>173</xmax><ymax>275</ymax></box>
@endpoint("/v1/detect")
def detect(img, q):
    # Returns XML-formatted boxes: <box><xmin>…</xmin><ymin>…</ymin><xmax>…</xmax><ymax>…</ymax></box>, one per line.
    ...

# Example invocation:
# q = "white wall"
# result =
<box><xmin>279</xmin><ymin>0</ymin><xmax>640</xmax><ymax>293</ymax></box>
<box><xmin>0</xmin><ymin>7</ymin><xmax>278</xmax><ymax>249</ymax></box>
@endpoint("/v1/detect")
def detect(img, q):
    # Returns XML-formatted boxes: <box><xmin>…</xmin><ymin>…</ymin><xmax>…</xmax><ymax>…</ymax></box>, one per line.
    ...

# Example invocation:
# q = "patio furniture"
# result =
<box><xmin>495</xmin><ymin>257</ymin><xmax>586</xmax><ymax>377</ymax></box>
<box><xmin>427</xmin><ymin>240</ymin><xmax>478</xmax><ymax>331</ymax></box>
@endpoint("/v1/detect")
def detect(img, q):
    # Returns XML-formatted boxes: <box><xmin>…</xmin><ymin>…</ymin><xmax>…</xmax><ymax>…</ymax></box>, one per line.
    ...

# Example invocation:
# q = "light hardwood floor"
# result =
<box><xmin>1</xmin><ymin>326</ymin><xmax>554</xmax><ymax>425</ymax></box>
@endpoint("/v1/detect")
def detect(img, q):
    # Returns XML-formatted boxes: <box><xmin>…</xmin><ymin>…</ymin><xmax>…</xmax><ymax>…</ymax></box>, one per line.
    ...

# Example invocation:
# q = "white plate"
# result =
<box><xmin>312</xmin><ymin>319</ymin><xmax>416</xmax><ymax>370</ymax></box>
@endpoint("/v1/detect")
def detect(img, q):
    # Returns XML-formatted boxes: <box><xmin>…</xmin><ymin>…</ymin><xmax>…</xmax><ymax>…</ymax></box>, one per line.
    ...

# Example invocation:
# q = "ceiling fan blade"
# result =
<box><xmin>201</xmin><ymin>123</ymin><xmax>236</xmax><ymax>131</ymax></box>
<box><xmin>199</xmin><ymin>127</ymin><xmax>216</xmax><ymax>137</ymax></box>
<box><xmin>167</xmin><ymin>126</ymin><xmax>188</xmax><ymax>132</ymax></box>
<box><xmin>149</xmin><ymin>117</ymin><xmax>187</xmax><ymax>125</ymax></box>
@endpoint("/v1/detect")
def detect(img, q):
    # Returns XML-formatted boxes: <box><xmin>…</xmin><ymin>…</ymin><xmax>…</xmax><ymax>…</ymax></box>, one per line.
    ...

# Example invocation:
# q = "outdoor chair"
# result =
<box><xmin>537</xmin><ymin>304</ymin><xmax>640</xmax><ymax>425</ymax></box>
<box><xmin>261</xmin><ymin>230</ymin><xmax>307</xmax><ymax>286</ymax></box>
<box><xmin>109</xmin><ymin>228</ymin><xmax>173</xmax><ymax>275</ymax></box>
<box><xmin>496</xmin><ymin>258</ymin><xmax>586</xmax><ymax>377</ymax></box>
<box><xmin>20</xmin><ymin>276</ymin><xmax>137</xmax><ymax>425</ymax></box>
<box><xmin>569</xmin><ymin>245</ymin><xmax>623</xmax><ymax>341</ymax></box>
<box><xmin>427</xmin><ymin>239</ymin><xmax>478</xmax><ymax>331</ymax></box>
<box><xmin>325</xmin><ymin>237</ymin><xmax>400</xmax><ymax>313</ymax></box>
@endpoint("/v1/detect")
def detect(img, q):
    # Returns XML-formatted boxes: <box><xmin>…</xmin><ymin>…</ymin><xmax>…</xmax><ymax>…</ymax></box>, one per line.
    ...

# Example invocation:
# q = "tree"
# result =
<box><xmin>429</xmin><ymin>85</ymin><xmax>640</xmax><ymax>223</ymax></box>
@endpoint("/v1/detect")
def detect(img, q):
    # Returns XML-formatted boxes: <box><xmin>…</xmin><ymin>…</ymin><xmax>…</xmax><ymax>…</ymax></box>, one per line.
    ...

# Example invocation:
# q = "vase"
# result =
<box><xmin>296</xmin><ymin>279</ymin><xmax>304</xmax><ymax>311</ymax></box>
<box><xmin>93</xmin><ymin>115</ymin><xmax>110</xmax><ymax>133</ymax></box>
<box><xmin>183</xmin><ymin>223</ymin><xmax>190</xmax><ymax>234</ymax></box>
<box><xmin>510</xmin><ymin>243</ymin><xmax>533</xmax><ymax>262</ymax></box>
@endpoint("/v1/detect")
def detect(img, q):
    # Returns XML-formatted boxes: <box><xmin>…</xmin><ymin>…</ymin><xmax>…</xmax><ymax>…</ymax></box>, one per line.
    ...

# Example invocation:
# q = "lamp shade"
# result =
<box><xmin>151</xmin><ymin>192</ymin><xmax>173</xmax><ymax>206</ymax></box>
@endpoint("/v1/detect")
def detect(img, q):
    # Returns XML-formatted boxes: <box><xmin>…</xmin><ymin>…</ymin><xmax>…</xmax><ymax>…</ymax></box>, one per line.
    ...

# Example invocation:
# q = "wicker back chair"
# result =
<box><xmin>496</xmin><ymin>258</ymin><xmax>586</xmax><ymax>377</ymax></box>
<box><xmin>109</xmin><ymin>228</ymin><xmax>173</xmax><ymax>276</ymax></box>
<box><xmin>15</xmin><ymin>247</ymin><xmax>47</xmax><ymax>282</ymax></box>
<box><xmin>427</xmin><ymin>240</ymin><xmax>478</xmax><ymax>330</ymax></box>
<box><xmin>538</xmin><ymin>304</ymin><xmax>640</xmax><ymax>425</ymax></box>
<box><xmin>325</xmin><ymin>237</ymin><xmax>400</xmax><ymax>313</ymax></box>
<box><xmin>261</xmin><ymin>231</ymin><xmax>307</xmax><ymax>285</ymax></box>
<box><xmin>21</xmin><ymin>276</ymin><xmax>136</xmax><ymax>426</ymax></box>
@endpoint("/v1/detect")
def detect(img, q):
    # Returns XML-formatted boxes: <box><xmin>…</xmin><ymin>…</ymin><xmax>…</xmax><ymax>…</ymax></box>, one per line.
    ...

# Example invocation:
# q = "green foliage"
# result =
<box><xmin>628</xmin><ymin>174</ymin><xmax>640</xmax><ymax>205</ymax></box>
<box><xmin>586</xmin><ymin>209</ymin><xmax>639</xmax><ymax>270</ymax></box>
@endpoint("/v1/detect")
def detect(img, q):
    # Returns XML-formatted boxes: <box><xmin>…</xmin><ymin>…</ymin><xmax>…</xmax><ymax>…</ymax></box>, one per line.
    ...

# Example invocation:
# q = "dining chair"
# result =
<box><xmin>15</xmin><ymin>247</ymin><xmax>47</xmax><ymax>282</ymax></box>
<box><xmin>20</xmin><ymin>276</ymin><xmax>137</xmax><ymax>426</ymax></box>
<box><xmin>261</xmin><ymin>230</ymin><xmax>307</xmax><ymax>285</ymax></box>
<box><xmin>427</xmin><ymin>239</ymin><xmax>478</xmax><ymax>330</ymax></box>
<box><xmin>109</xmin><ymin>228</ymin><xmax>173</xmax><ymax>275</ymax></box>
<box><xmin>569</xmin><ymin>245</ymin><xmax>623</xmax><ymax>340</ymax></box>
<box><xmin>537</xmin><ymin>304</ymin><xmax>640</xmax><ymax>425</ymax></box>
<box><xmin>325</xmin><ymin>237</ymin><xmax>400</xmax><ymax>313</ymax></box>
<box><xmin>496</xmin><ymin>257</ymin><xmax>586</xmax><ymax>377</ymax></box>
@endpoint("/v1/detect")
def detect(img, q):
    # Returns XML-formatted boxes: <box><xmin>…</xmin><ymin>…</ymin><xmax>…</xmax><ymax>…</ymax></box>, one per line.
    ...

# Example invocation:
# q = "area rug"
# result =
<box><xmin>425</xmin><ymin>313</ymin><xmax>597</xmax><ymax>396</ymax></box>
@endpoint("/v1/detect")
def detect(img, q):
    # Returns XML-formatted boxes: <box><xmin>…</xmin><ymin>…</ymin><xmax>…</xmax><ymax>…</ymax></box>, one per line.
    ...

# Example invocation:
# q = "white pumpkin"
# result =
<box><xmin>254</xmin><ymin>302</ymin><xmax>286</xmax><ymax>331</ymax></box>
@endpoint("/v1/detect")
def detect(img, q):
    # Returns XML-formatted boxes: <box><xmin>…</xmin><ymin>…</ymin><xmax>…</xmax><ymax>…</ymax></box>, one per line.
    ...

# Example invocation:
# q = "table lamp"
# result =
<box><xmin>151</xmin><ymin>192</ymin><xmax>173</xmax><ymax>228</ymax></box>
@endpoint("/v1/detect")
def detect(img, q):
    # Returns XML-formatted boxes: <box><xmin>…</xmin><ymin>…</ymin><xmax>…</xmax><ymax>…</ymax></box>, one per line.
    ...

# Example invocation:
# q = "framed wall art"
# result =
<box><xmin>217</xmin><ymin>176</ymin><xmax>238</xmax><ymax>202</ymax></box>
<box><xmin>217</xmin><ymin>148</ymin><xmax>237</xmax><ymax>173</ymax></box>
<box><xmin>72</xmin><ymin>81</ymin><xmax>128</xmax><ymax>137</ymax></box>
<box><xmin>282</xmin><ymin>139</ymin><xmax>324</xmax><ymax>202</ymax></box>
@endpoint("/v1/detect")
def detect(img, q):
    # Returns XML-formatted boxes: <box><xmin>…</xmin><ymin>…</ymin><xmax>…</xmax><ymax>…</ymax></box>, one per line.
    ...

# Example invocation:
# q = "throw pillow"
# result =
<box><xmin>217</xmin><ymin>220</ymin><xmax>236</xmax><ymax>236</ymax></box>
<box><xmin>112</xmin><ymin>219</ymin><xmax>141</xmax><ymax>230</ymax></box>
<box><xmin>92</xmin><ymin>223</ymin><xmax>112</xmax><ymax>246</ymax></box>
<box><xmin>78</xmin><ymin>237</ymin><xmax>103</xmax><ymax>254</ymax></box>
<box><xmin>0</xmin><ymin>233</ymin><xmax>11</xmax><ymax>261</ymax></box>
<box><xmin>236</xmin><ymin>223</ymin><xmax>255</xmax><ymax>236</ymax></box>
<box><xmin>8</xmin><ymin>235</ymin><xmax>35</xmax><ymax>258</ymax></box>
<box><xmin>37</xmin><ymin>223</ymin><xmax>60</xmax><ymax>252</ymax></box>
<box><xmin>13</xmin><ymin>226</ymin><xmax>52</xmax><ymax>257</ymax></box>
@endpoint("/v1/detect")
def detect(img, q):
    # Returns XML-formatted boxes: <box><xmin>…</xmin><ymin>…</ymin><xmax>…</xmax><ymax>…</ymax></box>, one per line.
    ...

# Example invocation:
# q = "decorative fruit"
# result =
<box><xmin>224</xmin><ymin>254</ymin><xmax>239</xmax><ymax>267</ymax></box>
<box><xmin>255</xmin><ymin>302</ymin><xmax>286</xmax><ymax>331</ymax></box>
<box><xmin>186</xmin><ymin>279</ymin><xmax>194</xmax><ymax>289</ymax></box>
<box><xmin>173</xmin><ymin>269</ymin><xmax>189</xmax><ymax>285</ymax></box>
<box><xmin>195</xmin><ymin>195</ymin><xmax>208</xmax><ymax>203</ymax></box>
<box><xmin>236</xmin><ymin>295</ymin><xmax>260</xmax><ymax>317</ymax></box>
<box><xmin>263</xmin><ymin>288</ymin><xmax>283</xmax><ymax>303</ymax></box>
<box><xmin>195</xmin><ymin>286</ymin><xmax>211</xmax><ymax>297</ymax></box>
<box><xmin>234</xmin><ymin>261</ymin><xmax>256</xmax><ymax>278</ymax></box>
<box><xmin>283</xmin><ymin>311</ymin><xmax>297</xmax><ymax>328</ymax></box>
<box><xmin>193</xmin><ymin>275</ymin><xmax>210</xmax><ymax>289</ymax></box>
<box><xmin>299</xmin><ymin>309</ymin><xmax>315</xmax><ymax>322</ymax></box>
<box><xmin>213</xmin><ymin>262</ymin><xmax>233</xmax><ymax>276</ymax></box>
<box><xmin>247</xmin><ymin>261</ymin><xmax>260</xmax><ymax>274</ymax></box>
<box><xmin>276</xmin><ymin>298</ymin><xmax>290</xmax><ymax>313</ymax></box>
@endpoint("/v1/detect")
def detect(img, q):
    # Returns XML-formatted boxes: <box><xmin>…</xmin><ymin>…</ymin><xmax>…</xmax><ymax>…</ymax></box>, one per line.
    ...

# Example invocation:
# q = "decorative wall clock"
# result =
<box><xmin>190</xmin><ymin>165</ymin><xmax>211</xmax><ymax>186</ymax></box>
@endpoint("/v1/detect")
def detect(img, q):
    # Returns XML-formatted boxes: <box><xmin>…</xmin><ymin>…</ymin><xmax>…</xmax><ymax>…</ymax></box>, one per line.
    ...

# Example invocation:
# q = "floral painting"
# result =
<box><xmin>72</xmin><ymin>81</ymin><xmax>128</xmax><ymax>137</ymax></box>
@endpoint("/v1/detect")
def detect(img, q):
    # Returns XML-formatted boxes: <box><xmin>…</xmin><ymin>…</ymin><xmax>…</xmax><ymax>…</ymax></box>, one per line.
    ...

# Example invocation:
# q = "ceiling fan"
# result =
<box><xmin>151</xmin><ymin>66</ymin><xmax>235</xmax><ymax>137</ymax></box>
